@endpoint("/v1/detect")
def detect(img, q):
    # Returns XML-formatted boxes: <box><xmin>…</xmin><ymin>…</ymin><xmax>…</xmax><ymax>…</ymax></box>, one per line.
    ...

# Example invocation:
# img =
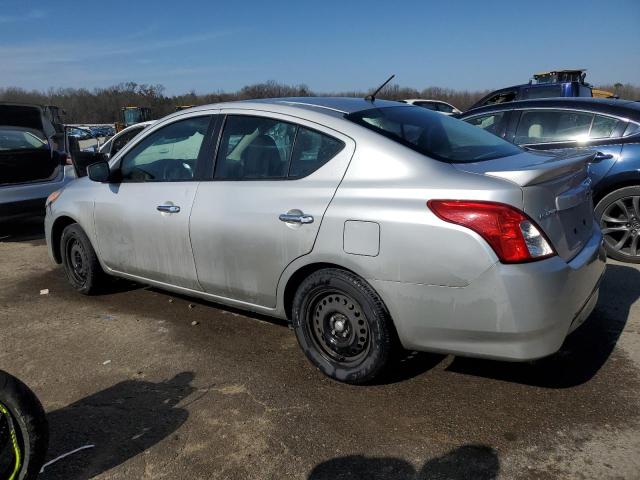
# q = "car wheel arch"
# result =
<box><xmin>51</xmin><ymin>215</ymin><xmax>79</xmax><ymax>263</ymax></box>
<box><xmin>281</xmin><ymin>262</ymin><xmax>372</xmax><ymax>321</ymax></box>
<box><xmin>593</xmin><ymin>175</ymin><xmax>640</xmax><ymax>208</ymax></box>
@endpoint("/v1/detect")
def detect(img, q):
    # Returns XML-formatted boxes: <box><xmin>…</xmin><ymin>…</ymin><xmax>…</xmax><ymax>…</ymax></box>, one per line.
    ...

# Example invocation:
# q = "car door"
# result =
<box><xmin>93</xmin><ymin>114</ymin><xmax>215</xmax><ymax>289</ymax></box>
<box><xmin>189</xmin><ymin>111</ymin><xmax>354</xmax><ymax>307</ymax></box>
<box><xmin>511</xmin><ymin>109</ymin><xmax>624</xmax><ymax>185</ymax></box>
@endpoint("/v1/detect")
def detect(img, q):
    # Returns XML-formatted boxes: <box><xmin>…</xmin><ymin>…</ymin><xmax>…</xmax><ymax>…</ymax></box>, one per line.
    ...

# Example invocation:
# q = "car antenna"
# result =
<box><xmin>365</xmin><ymin>74</ymin><xmax>395</xmax><ymax>102</ymax></box>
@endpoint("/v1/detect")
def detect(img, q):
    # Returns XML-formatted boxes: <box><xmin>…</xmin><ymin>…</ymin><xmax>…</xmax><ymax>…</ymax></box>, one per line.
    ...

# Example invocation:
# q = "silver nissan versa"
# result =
<box><xmin>44</xmin><ymin>98</ymin><xmax>606</xmax><ymax>384</ymax></box>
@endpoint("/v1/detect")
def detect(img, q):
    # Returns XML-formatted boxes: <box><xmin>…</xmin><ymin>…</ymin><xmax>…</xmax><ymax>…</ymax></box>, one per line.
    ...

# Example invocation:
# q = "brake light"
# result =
<box><xmin>427</xmin><ymin>200</ymin><xmax>555</xmax><ymax>263</ymax></box>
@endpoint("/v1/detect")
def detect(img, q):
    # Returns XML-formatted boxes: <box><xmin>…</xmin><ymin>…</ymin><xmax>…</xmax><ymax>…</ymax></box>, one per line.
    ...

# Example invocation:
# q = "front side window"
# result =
<box><xmin>484</xmin><ymin>91</ymin><xmax>517</xmax><ymax>106</ymax></box>
<box><xmin>465</xmin><ymin>112</ymin><xmax>508</xmax><ymax>137</ymax></box>
<box><xmin>347</xmin><ymin>106</ymin><xmax>521</xmax><ymax>163</ymax></box>
<box><xmin>120</xmin><ymin>116</ymin><xmax>210</xmax><ymax>182</ymax></box>
<box><xmin>215</xmin><ymin>116</ymin><xmax>344</xmax><ymax>180</ymax></box>
<box><xmin>514</xmin><ymin>110</ymin><xmax>593</xmax><ymax>144</ymax></box>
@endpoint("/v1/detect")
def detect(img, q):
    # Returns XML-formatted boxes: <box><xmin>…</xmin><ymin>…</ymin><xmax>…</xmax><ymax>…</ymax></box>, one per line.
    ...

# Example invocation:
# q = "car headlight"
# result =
<box><xmin>46</xmin><ymin>190</ymin><xmax>61</xmax><ymax>207</ymax></box>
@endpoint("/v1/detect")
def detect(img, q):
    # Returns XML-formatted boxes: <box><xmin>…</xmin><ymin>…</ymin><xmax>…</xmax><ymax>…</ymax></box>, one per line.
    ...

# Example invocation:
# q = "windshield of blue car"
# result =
<box><xmin>346</xmin><ymin>106</ymin><xmax>522</xmax><ymax>163</ymax></box>
<box><xmin>0</xmin><ymin>128</ymin><xmax>49</xmax><ymax>151</ymax></box>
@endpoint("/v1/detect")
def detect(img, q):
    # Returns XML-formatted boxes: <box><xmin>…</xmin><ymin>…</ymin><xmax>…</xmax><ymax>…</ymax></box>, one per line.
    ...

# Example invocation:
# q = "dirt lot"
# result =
<box><xmin>1</xmin><ymin>219</ymin><xmax>640</xmax><ymax>480</ymax></box>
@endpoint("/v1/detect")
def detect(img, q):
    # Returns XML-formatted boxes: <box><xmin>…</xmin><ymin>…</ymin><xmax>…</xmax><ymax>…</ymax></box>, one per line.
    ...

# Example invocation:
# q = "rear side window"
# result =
<box><xmin>415</xmin><ymin>102</ymin><xmax>438</xmax><ymax>110</ymax></box>
<box><xmin>215</xmin><ymin>115</ymin><xmax>344</xmax><ymax>180</ymax></box>
<box><xmin>347</xmin><ymin>106</ymin><xmax>521</xmax><ymax>163</ymax></box>
<box><xmin>514</xmin><ymin>110</ymin><xmax>593</xmax><ymax>144</ymax></box>
<box><xmin>289</xmin><ymin>128</ymin><xmax>344</xmax><ymax>178</ymax></box>
<box><xmin>590</xmin><ymin>115</ymin><xmax>621</xmax><ymax>139</ymax></box>
<box><xmin>522</xmin><ymin>85</ymin><xmax>563</xmax><ymax>99</ymax></box>
<box><xmin>436</xmin><ymin>103</ymin><xmax>455</xmax><ymax>113</ymax></box>
<box><xmin>624</xmin><ymin>122</ymin><xmax>640</xmax><ymax>137</ymax></box>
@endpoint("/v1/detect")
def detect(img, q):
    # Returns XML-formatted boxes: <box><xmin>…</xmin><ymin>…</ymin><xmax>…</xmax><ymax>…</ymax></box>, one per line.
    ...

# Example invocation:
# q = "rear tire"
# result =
<box><xmin>0</xmin><ymin>371</ymin><xmax>48</xmax><ymax>480</ymax></box>
<box><xmin>292</xmin><ymin>268</ymin><xmax>395</xmax><ymax>384</ymax></box>
<box><xmin>60</xmin><ymin>223</ymin><xmax>106</xmax><ymax>294</ymax></box>
<box><xmin>595</xmin><ymin>186</ymin><xmax>640</xmax><ymax>264</ymax></box>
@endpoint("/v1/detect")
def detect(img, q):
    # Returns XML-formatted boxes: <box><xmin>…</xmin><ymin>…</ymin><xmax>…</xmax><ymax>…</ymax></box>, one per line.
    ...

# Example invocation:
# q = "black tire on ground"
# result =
<box><xmin>595</xmin><ymin>185</ymin><xmax>640</xmax><ymax>264</ymax></box>
<box><xmin>292</xmin><ymin>268</ymin><xmax>396</xmax><ymax>384</ymax></box>
<box><xmin>0</xmin><ymin>370</ymin><xmax>48</xmax><ymax>480</ymax></box>
<box><xmin>60</xmin><ymin>223</ymin><xmax>106</xmax><ymax>294</ymax></box>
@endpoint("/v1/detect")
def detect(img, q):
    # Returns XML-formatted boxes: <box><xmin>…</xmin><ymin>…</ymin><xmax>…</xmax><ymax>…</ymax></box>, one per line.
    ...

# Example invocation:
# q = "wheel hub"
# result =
<box><xmin>66</xmin><ymin>239</ymin><xmax>88</xmax><ymax>283</ymax></box>
<box><xmin>310</xmin><ymin>292</ymin><xmax>370</xmax><ymax>362</ymax></box>
<box><xmin>600</xmin><ymin>196</ymin><xmax>640</xmax><ymax>257</ymax></box>
<box><xmin>330</xmin><ymin>313</ymin><xmax>349</xmax><ymax>338</ymax></box>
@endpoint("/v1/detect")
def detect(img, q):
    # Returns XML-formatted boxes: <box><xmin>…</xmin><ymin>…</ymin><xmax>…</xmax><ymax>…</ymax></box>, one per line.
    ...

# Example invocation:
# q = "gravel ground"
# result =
<box><xmin>1</xmin><ymin>219</ymin><xmax>639</xmax><ymax>479</ymax></box>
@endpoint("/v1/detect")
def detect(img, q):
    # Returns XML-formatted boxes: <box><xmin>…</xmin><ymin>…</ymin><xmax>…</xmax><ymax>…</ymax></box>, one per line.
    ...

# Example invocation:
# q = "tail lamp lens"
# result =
<box><xmin>427</xmin><ymin>200</ymin><xmax>555</xmax><ymax>263</ymax></box>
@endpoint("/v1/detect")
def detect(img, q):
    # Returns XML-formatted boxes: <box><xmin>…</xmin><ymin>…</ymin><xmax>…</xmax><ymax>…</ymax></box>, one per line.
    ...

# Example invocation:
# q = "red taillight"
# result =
<box><xmin>427</xmin><ymin>200</ymin><xmax>555</xmax><ymax>264</ymax></box>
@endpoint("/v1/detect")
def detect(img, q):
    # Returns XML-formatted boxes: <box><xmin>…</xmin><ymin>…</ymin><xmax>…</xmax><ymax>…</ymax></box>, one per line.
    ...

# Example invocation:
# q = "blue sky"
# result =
<box><xmin>1</xmin><ymin>0</ymin><xmax>638</xmax><ymax>95</ymax></box>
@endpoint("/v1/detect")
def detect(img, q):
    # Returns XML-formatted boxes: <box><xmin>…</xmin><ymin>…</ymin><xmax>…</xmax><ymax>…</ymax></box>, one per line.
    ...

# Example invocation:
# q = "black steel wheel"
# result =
<box><xmin>308</xmin><ymin>291</ymin><xmax>371</xmax><ymax>365</ymax></box>
<box><xmin>292</xmin><ymin>268</ymin><xmax>395</xmax><ymax>384</ymax></box>
<box><xmin>0</xmin><ymin>371</ymin><xmax>48</xmax><ymax>480</ymax></box>
<box><xmin>596</xmin><ymin>186</ymin><xmax>640</xmax><ymax>263</ymax></box>
<box><xmin>60</xmin><ymin>223</ymin><xmax>106</xmax><ymax>294</ymax></box>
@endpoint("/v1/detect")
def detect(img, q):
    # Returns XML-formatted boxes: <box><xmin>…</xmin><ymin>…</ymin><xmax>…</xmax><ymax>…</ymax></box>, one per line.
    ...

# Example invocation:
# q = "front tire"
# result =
<box><xmin>0</xmin><ymin>371</ymin><xmax>48</xmax><ymax>480</ymax></box>
<box><xmin>292</xmin><ymin>268</ymin><xmax>395</xmax><ymax>384</ymax></box>
<box><xmin>595</xmin><ymin>186</ymin><xmax>640</xmax><ymax>263</ymax></box>
<box><xmin>60</xmin><ymin>223</ymin><xmax>106</xmax><ymax>294</ymax></box>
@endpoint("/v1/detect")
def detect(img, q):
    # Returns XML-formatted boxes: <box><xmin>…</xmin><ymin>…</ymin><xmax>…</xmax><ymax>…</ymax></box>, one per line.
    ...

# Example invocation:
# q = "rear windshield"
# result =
<box><xmin>346</xmin><ymin>106</ymin><xmax>521</xmax><ymax>163</ymax></box>
<box><xmin>0</xmin><ymin>128</ymin><xmax>48</xmax><ymax>151</ymax></box>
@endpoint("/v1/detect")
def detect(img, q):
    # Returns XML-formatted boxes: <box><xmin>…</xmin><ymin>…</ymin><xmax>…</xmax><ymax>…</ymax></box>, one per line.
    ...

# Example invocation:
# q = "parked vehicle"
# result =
<box><xmin>0</xmin><ymin>103</ymin><xmax>75</xmax><ymax>222</ymax></box>
<box><xmin>98</xmin><ymin>121</ymin><xmax>155</xmax><ymax>160</ymax></box>
<box><xmin>115</xmin><ymin>106</ymin><xmax>152</xmax><ymax>132</ymax></box>
<box><xmin>0</xmin><ymin>370</ymin><xmax>48</xmax><ymax>480</ymax></box>
<box><xmin>469</xmin><ymin>69</ymin><xmax>594</xmax><ymax>110</ymax></box>
<box><xmin>400</xmin><ymin>99</ymin><xmax>461</xmax><ymax>115</ymax></box>
<box><xmin>459</xmin><ymin>97</ymin><xmax>640</xmax><ymax>263</ymax></box>
<box><xmin>45</xmin><ymin>98</ymin><xmax>605</xmax><ymax>383</ymax></box>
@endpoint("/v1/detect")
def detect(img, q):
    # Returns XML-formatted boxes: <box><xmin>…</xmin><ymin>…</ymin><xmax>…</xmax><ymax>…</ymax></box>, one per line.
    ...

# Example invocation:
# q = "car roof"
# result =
<box><xmin>404</xmin><ymin>99</ymin><xmax>448</xmax><ymax>103</ymax></box>
<box><xmin>170</xmin><ymin>97</ymin><xmax>406</xmax><ymax>120</ymax></box>
<box><xmin>461</xmin><ymin>97</ymin><xmax>640</xmax><ymax>120</ymax></box>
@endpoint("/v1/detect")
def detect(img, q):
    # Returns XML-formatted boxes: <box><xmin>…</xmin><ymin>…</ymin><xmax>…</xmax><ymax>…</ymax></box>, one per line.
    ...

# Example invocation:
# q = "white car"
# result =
<box><xmin>98</xmin><ymin>121</ymin><xmax>155</xmax><ymax>160</ymax></box>
<box><xmin>401</xmin><ymin>99</ymin><xmax>461</xmax><ymax>115</ymax></box>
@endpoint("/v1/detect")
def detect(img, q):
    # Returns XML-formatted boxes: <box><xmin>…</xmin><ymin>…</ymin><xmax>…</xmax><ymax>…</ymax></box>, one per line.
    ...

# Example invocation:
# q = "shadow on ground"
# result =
<box><xmin>0</xmin><ymin>217</ymin><xmax>45</xmax><ymax>243</ymax></box>
<box><xmin>308</xmin><ymin>445</ymin><xmax>499</xmax><ymax>480</ymax></box>
<box><xmin>446</xmin><ymin>263</ymin><xmax>639</xmax><ymax>388</ymax></box>
<box><xmin>41</xmin><ymin>372</ymin><xmax>195</xmax><ymax>480</ymax></box>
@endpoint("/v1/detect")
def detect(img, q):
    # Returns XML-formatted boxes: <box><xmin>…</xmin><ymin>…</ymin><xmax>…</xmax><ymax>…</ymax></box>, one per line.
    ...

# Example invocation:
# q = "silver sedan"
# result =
<box><xmin>45</xmin><ymin>98</ymin><xmax>606</xmax><ymax>384</ymax></box>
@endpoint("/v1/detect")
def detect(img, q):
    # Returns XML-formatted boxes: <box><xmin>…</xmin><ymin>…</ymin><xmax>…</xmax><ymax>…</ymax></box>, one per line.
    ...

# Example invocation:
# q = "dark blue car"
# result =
<box><xmin>459</xmin><ymin>98</ymin><xmax>640</xmax><ymax>263</ymax></box>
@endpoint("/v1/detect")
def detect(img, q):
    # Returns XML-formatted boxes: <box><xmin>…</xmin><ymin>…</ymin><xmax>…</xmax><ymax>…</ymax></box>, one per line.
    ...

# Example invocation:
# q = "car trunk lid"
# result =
<box><xmin>453</xmin><ymin>150</ymin><xmax>596</xmax><ymax>261</ymax></box>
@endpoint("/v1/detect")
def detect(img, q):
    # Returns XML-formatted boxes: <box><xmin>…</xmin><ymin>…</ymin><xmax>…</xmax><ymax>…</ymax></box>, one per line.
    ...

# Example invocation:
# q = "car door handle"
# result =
<box><xmin>157</xmin><ymin>205</ymin><xmax>181</xmax><ymax>213</ymax></box>
<box><xmin>591</xmin><ymin>151</ymin><xmax>614</xmax><ymax>162</ymax></box>
<box><xmin>279</xmin><ymin>212</ymin><xmax>314</xmax><ymax>224</ymax></box>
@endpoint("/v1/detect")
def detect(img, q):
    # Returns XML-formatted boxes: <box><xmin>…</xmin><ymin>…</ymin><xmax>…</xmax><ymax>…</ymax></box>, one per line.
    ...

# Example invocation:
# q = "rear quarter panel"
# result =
<box><xmin>277</xmin><ymin>132</ymin><xmax>524</xmax><ymax>313</ymax></box>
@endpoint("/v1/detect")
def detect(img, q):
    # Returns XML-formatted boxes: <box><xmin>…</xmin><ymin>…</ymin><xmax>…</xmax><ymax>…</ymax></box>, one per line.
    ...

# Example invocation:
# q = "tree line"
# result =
<box><xmin>0</xmin><ymin>81</ymin><xmax>638</xmax><ymax>124</ymax></box>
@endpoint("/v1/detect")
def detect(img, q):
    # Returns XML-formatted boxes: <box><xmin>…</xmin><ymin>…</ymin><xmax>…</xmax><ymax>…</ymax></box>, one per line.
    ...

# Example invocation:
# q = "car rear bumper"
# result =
<box><xmin>371</xmin><ymin>225</ymin><xmax>606</xmax><ymax>361</ymax></box>
<box><xmin>0</xmin><ymin>166</ymin><xmax>75</xmax><ymax>222</ymax></box>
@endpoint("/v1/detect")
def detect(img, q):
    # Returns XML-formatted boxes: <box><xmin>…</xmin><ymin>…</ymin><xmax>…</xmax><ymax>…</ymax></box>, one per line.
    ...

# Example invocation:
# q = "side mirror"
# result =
<box><xmin>72</xmin><ymin>151</ymin><xmax>108</xmax><ymax>177</ymax></box>
<box><xmin>87</xmin><ymin>161</ymin><xmax>111</xmax><ymax>183</ymax></box>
